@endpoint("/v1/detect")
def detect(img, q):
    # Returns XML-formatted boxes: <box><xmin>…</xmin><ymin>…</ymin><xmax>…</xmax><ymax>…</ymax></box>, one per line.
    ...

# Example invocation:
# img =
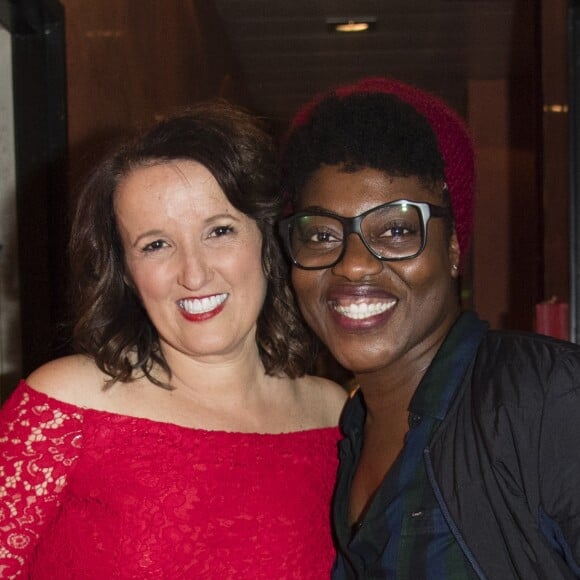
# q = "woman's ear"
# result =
<box><xmin>448</xmin><ymin>230</ymin><xmax>461</xmax><ymax>277</ymax></box>
<box><xmin>123</xmin><ymin>271</ymin><xmax>140</xmax><ymax>298</ymax></box>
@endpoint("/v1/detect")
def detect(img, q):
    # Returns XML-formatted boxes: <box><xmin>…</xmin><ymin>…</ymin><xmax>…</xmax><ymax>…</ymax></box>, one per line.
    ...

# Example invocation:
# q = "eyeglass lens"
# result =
<box><xmin>289</xmin><ymin>202</ymin><xmax>425</xmax><ymax>268</ymax></box>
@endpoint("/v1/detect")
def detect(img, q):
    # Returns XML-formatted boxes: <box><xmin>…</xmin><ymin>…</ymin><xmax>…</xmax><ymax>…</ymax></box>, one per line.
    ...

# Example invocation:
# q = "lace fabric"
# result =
<box><xmin>0</xmin><ymin>383</ymin><xmax>83</xmax><ymax>578</ymax></box>
<box><xmin>1</xmin><ymin>382</ymin><xmax>340</xmax><ymax>578</ymax></box>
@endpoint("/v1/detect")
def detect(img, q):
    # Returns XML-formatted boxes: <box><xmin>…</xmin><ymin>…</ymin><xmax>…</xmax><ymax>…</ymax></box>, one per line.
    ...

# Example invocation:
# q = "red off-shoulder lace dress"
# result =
<box><xmin>0</xmin><ymin>381</ymin><xmax>341</xmax><ymax>579</ymax></box>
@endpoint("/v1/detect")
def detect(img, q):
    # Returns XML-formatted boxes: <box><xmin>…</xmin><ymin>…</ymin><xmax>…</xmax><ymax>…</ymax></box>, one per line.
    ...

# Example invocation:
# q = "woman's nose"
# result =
<box><xmin>177</xmin><ymin>250</ymin><xmax>213</xmax><ymax>289</ymax></box>
<box><xmin>331</xmin><ymin>233</ymin><xmax>383</xmax><ymax>280</ymax></box>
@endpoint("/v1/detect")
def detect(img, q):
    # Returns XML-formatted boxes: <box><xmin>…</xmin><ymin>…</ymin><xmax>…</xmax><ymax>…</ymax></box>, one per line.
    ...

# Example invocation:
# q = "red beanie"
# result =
<box><xmin>291</xmin><ymin>77</ymin><xmax>476</xmax><ymax>263</ymax></box>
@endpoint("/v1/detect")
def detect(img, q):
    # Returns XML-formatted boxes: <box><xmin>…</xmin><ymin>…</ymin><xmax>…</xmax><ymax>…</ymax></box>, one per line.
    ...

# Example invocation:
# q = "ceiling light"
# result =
<box><xmin>543</xmin><ymin>104</ymin><xmax>568</xmax><ymax>114</ymax></box>
<box><xmin>336</xmin><ymin>21</ymin><xmax>368</xmax><ymax>32</ymax></box>
<box><xmin>326</xmin><ymin>17</ymin><xmax>377</xmax><ymax>33</ymax></box>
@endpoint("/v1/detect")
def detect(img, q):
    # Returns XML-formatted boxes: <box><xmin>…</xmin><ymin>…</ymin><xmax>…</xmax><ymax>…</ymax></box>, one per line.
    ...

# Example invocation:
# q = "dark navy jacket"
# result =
<box><xmin>334</xmin><ymin>312</ymin><xmax>580</xmax><ymax>579</ymax></box>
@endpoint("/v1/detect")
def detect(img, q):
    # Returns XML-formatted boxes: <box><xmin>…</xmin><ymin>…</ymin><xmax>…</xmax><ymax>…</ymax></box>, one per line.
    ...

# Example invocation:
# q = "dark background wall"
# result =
<box><xmin>1</xmin><ymin>0</ymin><xmax>572</xmax><ymax>400</ymax></box>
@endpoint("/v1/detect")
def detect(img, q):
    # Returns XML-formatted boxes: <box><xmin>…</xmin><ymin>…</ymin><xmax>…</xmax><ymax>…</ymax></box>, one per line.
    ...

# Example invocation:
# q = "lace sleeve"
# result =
<box><xmin>0</xmin><ymin>382</ymin><xmax>83</xmax><ymax>577</ymax></box>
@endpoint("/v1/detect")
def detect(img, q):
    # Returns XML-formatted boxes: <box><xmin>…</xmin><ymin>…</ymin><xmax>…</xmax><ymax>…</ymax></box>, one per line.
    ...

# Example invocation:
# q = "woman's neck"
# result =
<box><xmin>162</xmin><ymin>338</ymin><xmax>268</xmax><ymax>405</ymax></box>
<box><xmin>355</xmin><ymin>313</ymin><xmax>456</xmax><ymax>423</ymax></box>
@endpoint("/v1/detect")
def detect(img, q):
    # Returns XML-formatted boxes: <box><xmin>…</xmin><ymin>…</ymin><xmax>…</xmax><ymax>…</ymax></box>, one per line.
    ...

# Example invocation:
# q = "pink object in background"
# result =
<box><xmin>535</xmin><ymin>297</ymin><xmax>569</xmax><ymax>340</ymax></box>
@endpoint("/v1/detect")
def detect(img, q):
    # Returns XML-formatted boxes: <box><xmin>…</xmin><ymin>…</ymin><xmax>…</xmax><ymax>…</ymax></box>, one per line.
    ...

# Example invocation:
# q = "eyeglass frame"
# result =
<box><xmin>278</xmin><ymin>199</ymin><xmax>450</xmax><ymax>270</ymax></box>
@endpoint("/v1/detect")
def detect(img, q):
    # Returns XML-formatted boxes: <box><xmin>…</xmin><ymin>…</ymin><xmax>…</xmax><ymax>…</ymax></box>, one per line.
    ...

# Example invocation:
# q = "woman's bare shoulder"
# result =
<box><xmin>295</xmin><ymin>374</ymin><xmax>348</xmax><ymax>426</ymax></box>
<box><xmin>25</xmin><ymin>354</ymin><xmax>109</xmax><ymax>407</ymax></box>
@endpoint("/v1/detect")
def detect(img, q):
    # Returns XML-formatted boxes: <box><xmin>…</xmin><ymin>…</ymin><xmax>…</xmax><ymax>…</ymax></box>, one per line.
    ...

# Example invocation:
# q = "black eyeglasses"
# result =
<box><xmin>278</xmin><ymin>199</ymin><xmax>449</xmax><ymax>270</ymax></box>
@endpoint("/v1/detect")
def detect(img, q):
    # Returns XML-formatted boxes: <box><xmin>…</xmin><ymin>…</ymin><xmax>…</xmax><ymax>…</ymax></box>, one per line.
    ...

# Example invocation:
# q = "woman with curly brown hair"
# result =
<box><xmin>0</xmin><ymin>101</ymin><xmax>345</xmax><ymax>578</ymax></box>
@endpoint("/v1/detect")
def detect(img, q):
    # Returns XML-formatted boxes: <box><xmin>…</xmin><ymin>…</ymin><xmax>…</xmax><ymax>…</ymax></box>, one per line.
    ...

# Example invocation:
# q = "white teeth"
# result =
<box><xmin>179</xmin><ymin>293</ymin><xmax>228</xmax><ymax>314</ymax></box>
<box><xmin>333</xmin><ymin>301</ymin><xmax>395</xmax><ymax>320</ymax></box>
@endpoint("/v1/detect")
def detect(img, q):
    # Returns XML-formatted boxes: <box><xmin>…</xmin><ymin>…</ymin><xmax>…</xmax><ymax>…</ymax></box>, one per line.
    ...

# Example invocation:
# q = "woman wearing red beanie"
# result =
<box><xmin>279</xmin><ymin>77</ymin><xmax>580</xmax><ymax>579</ymax></box>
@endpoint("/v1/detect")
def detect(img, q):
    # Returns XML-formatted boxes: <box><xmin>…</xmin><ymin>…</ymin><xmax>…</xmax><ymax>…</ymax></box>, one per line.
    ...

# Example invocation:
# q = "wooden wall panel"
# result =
<box><xmin>61</xmin><ymin>0</ymin><xmax>251</xmax><ymax>190</ymax></box>
<box><xmin>469</xmin><ymin>0</ymin><xmax>542</xmax><ymax>332</ymax></box>
<box><xmin>541</xmin><ymin>0</ymin><xmax>569</xmax><ymax>304</ymax></box>
<box><xmin>469</xmin><ymin>74</ymin><xmax>542</xmax><ymax>332</ymax></box>
<box><xmin>469</xmin><ymin>80</ymin><xmax>511</xmax><ymax>330</ymax></box>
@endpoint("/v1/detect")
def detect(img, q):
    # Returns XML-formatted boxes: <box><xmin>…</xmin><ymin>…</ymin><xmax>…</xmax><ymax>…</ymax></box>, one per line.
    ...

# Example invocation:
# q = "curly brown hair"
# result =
<box><xmin>69</xmin><ymin>101</ymin><xmax>315</xmax><ymax>386</ymax></box>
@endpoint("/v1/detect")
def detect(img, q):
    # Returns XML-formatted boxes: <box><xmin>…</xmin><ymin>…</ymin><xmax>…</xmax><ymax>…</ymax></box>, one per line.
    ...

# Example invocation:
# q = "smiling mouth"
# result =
<box><xmin>178</xmin><ymin>293</ymin><xmax>228</xmax><ymax>315</ymax></box>
<box><xmin>331</xmin><ymin>300</ymin><xmax>396</xmax><ymax>320</ymax></box>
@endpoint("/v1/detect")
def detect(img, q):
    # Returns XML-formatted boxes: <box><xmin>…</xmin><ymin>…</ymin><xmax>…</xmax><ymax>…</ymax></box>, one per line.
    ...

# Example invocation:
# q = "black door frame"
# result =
<box><xmin>0</xmin><ymin>0</ymin><xmax>68</xmax><ymax>390</ymax></box>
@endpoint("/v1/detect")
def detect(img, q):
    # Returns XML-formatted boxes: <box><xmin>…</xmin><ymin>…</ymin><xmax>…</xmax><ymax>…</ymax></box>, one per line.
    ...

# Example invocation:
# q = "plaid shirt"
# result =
<box><xmin>332</xmin><ymin>313</ymin><xmax>482</xmax><ymax>579</ymax></box>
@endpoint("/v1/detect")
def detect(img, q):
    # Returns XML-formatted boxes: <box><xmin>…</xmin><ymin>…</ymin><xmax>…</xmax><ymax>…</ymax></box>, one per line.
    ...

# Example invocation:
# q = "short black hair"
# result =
<box><xmin>281</xmin><ymin>92</ymin><xmax>445</xmax><ymax>202</ymax></box>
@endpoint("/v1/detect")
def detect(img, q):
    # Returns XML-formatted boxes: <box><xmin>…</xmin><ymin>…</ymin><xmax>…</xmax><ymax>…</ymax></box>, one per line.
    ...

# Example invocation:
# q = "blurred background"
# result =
<box><xmin>0</xmin><ymin>0</ymin><xmax>575</xmax><ymax>398</ymax></box>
